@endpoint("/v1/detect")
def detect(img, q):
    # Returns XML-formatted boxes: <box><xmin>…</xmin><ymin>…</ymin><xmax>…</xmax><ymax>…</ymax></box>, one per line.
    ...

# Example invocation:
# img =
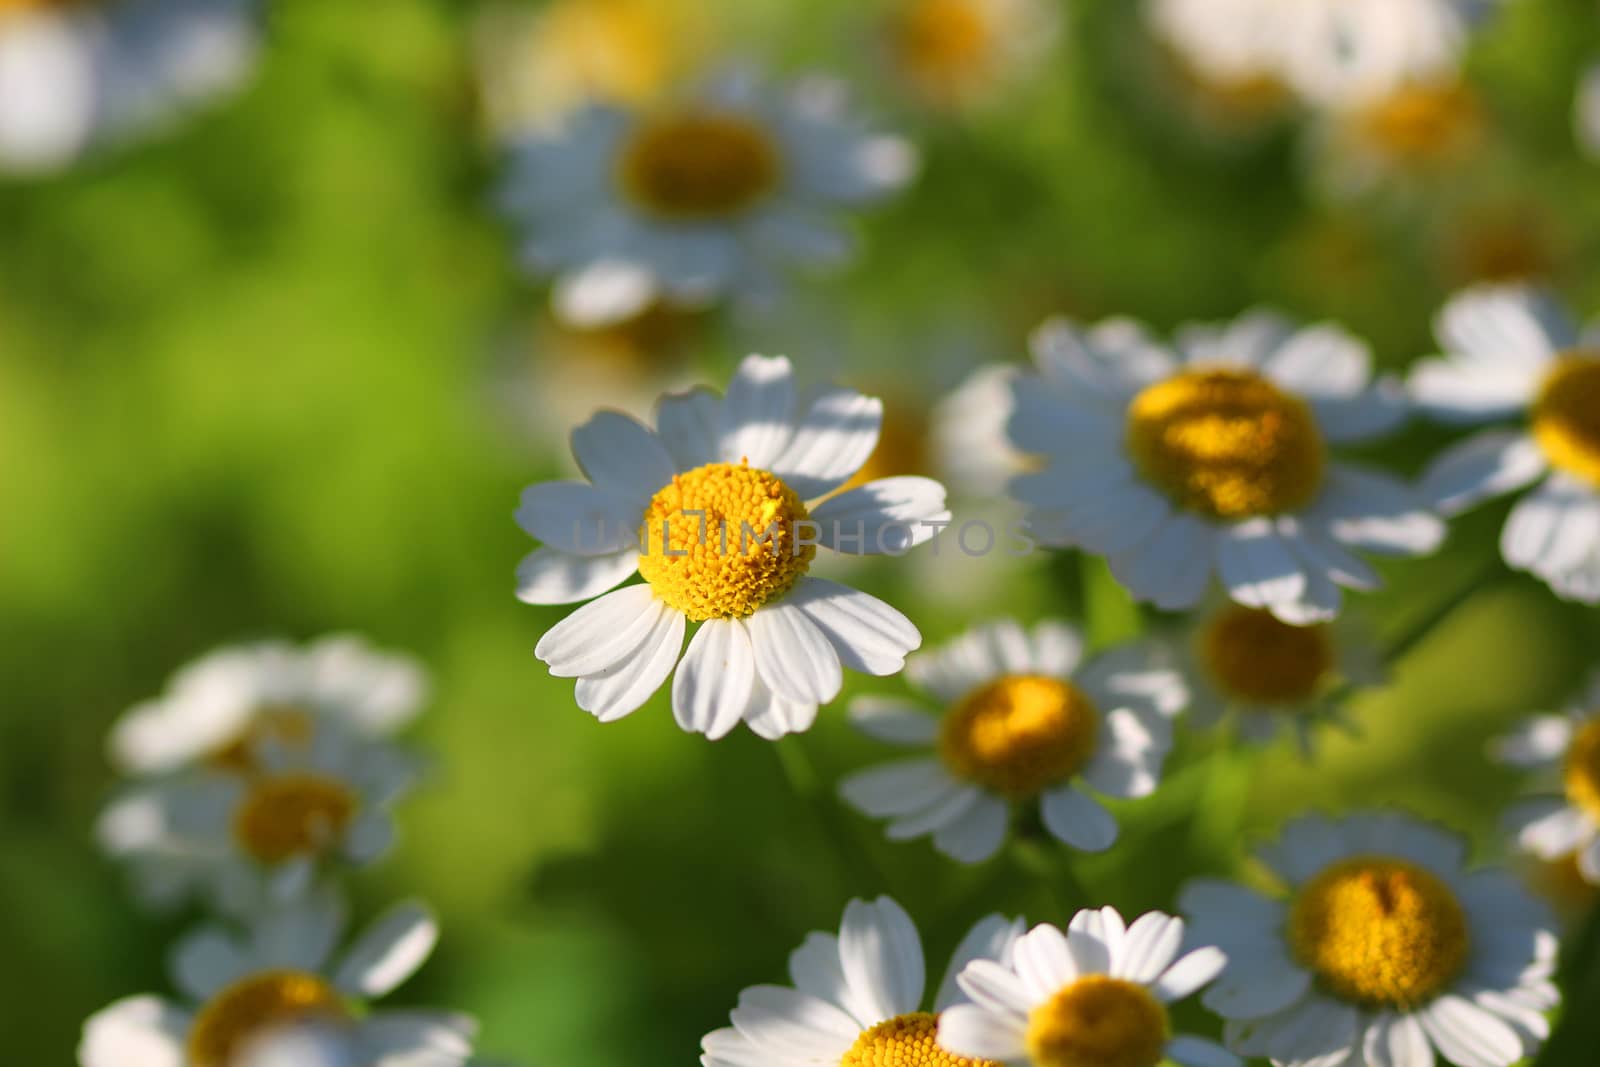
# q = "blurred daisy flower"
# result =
<box><xmin>1413</xmin><ymin>285</ymin><xmax>1600</xmax><ymax>603</ymax></box>
<box><xmin>107</xmin><ymin>636</ymin><xmax>427</xmax><ymax>779</ymax></box>
<box><xmin>1146</xmin><ymin>0</ymin><xmax>1291</xmax><ymax>132</ymax></box>
<box><xmin>700</xmin><ymin>895</ymin><xmax>1023</xmax><ymax>1067</ymax></box>
<box><xmin>1494</xmin><ymin>668</ymin><xmax>1600</xmax><ymax>885</ymax></box>
<box><xmin>78</xmin><ymin>890</ymin><xmax>476</xmax><ymax>1067</ymax></box>
<box><xmin>519</xmin><ymin>355</ymin><xmax>950</xmax><ymax>741</ymax></box>
<box><xmin>839</xmin><ymin>619</ymin><xmax>1186</xmax><ymax>862</ymax></box>
<box><xmin>0</xmin><ymin>0</ymin><xmax>258</xmax><ymax>175</ymax></box>
<box><xmin>98</xmin><ymin>726</ymin><xmax>423</xmax><ymax>914</ymax></box>
<box><xmin>1182</xmin><ymin>599</ymin><xmax>1382</xmax><ymax>755</ymax></box>
<box><xmin>878</xmin><ymin>0</ymin><xmax>1060</xmax><ymax>112</ymax></box>
<box><xmin>498</xmin><ymin>69</ymin><xmax>917</xmax><ymax>328</ymax></box>
<box><xmin>1008</xmin><ymin>312</ymin><xmax>1439</xmax><ymax>624</ymax></box>
<box><xmin>1306</xmin><ymin>78</ymin><xmax>1486</xmax><ymax>197</ymax></box>
<box><xmin>937</xmin><ymin>907</ymin><xmax>1236</xmax><ymax>1067</ymax></box>
<box><xmin>1182</xmin><ymin>812</ymin><xmax>1559</xmax><ymax>1067</ymax></box>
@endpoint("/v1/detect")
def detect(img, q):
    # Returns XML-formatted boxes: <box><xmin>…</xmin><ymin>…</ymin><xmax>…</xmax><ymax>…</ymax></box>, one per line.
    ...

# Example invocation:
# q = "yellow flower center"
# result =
<box><xmin>1200</xmin><ymin>605</ymin><xmax>1334</xmax><ymax>706</ymax></box>
<box><xmin>618</xmin><ymin>112</ymin><xmax>782</xmax><ymax>220</ymax></box>
<box><xmin>939</xmin><ymin>675</ymin><xmax>1099</xmax><ymax>798</ymax></box>
<box><xmin>186</xmin><ymin>970</ymin><xmax>349</xmax><ymax>1067</ymax></box>
<box><xmin>1563</xmin><ymin>719</ymin><xmax>1600</xmax><ymax>822</ymax></box>
<box><xmin>1532</xmin><ymin>355</ymin><xmax>1600</xmax><ymax>488</ymax></box>
<box><xmin>1289</xmin><ymin>857</ymin><xmax>1470</xmax><ymax>1009</ymax></box>
<box><xmin>1126</xmin><ymin>368</ymin><xmax>1327</xmax><ymax>519</ymax></box>
<box><xmin>889</xmin><ymin>0</ymin><xmax>997</xmax><ymax>99</ymax></box>
<box><xmin>637</xmin><ymin>462</ymin><xmax>814</xmax><ymax>621</ymax></box>
<box><xmin>209</xmin><ymin>705</ymin><xmax>316</xmax><ymax>774</ymax></box>
<box><xmin>1025</xmin><ymin>976</ymin><xmax>1169</xmax><ymax>1067</ymax></box>
<box><xmin>841</xmin><ymin>1012</ymin><xmax>1000</xmax><ymax>1067</ymax></box>
<box><xmin>231</xmin><ymin>773</ymin><xmax>357</xmax><ymax>865</ymax></box>
<box><xmin>1355</xmin><ymin>82</ymin><xmax>1481</xmax><ymax>167</ymax></box>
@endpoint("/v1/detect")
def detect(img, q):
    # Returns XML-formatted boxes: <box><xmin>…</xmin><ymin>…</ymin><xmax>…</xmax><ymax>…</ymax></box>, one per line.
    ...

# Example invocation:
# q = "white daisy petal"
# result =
<box><xmin>574</xmin><ymin>606</ymin><xmax>685</xmax><ymax>722</ymax></box>
<box><xmin>719</xmin><ymin>355</ymin><xmax>797</xmax><ymax>469</ymax></box>
<box><xmin>515</xmin><ymin>480</ymin><xmax>640</xmax><ymax>555</ymax></box>
<box><xmin>1026</xmin><ymin>621</ymin><xmax>1086</xmax><ymax>677</ymax></box>
<box><xmin>1417</xmin><ymin>994</ymin><xmax>1524</xmax><ymax>1067</ymax></box>
<box><xmin>333</xmin><ymin>901</ymin><xmax>439</xmax><ymax>998</ymax></box>
<box><xmin>1115</xmin><ymin>912</ymin><xmax>1186</xmax><ymax>984</ymax></box>
<box><xmin>570</xmin><ymin>410</ymin><xmax>676</xmax><ymax>504</ymax></box>
<box><xmin>1040</xmin><ymin>786</ymin><xmax>1118</xmax><ymax>852</ymax></box>
<box><xmin>1011</xmin><ymin>924</ymin><xmax>1080</xmax><ymax>1001</ymax></box>
<box><xmin>937</xmin><ymin>1002</ymin><xmax>1029</xmax><ymax>1061</ymax></box>
<box><xmin>78</xmin><ymin>996</ymin><xmax>189</xmax><ymax>1067</ymax></box>
<box><xmin>1309</xmin><ymin>465</ymin><xmax>1445</xmax><ymax>557</ymax></box>
<box><xmin>839</xmin><ymin>897</ymin><xmax>926</xmax><ymax>1022</ymax></box>
<box><xmin>887</xmin><ymin>785</ymin><xmax>983</xmax><ymax>840</ymax></box>
<box><xmin>956</xmin><ymin>959</ymin><xmax>1038</xmax><ymax>1018</ymax></box>
<box><xmin>672</xmin><ymin>618</ymin><xmax>757</xmax><ymax>741</ymax></box>
<box><xmin>839</xmin><ymin>759</ymin><xmax>961</xmax><ymax>818</ymax></box>
<box><xmin>1363</xmin><ymin>1012</ymin><xmax>1435</xmax><ymax>1067</ymax></box>
<box><xmin>1218</xmin><ymin>518</ymin><xmax>1306</xmax><ymax>609</ymax></box>
<box><xmin>770</xmin><ymin>387</ymin><xmax>883</xmax><ymax>499</ymax></box>
<box><xmin>1164</xmin><ymin>1034</ymin><xmax>1241</xmax><ymax>1067</ymax></box>
<box><xmin>729</xmin><ymin>985</ymin><xmax>859</xmax><ymax>1057</ymax></box>
<box><xmin>788</xmin><ymin>577</ymin><xmax>921</xmax><ymax>676</ymax></box>
<box><xmin>933</xmin><ymin>794</ymin><xmax>1010</xmax><ymax>864</ymax></box>
<box><xmin>1263</xmin><ymin>322</ymin><xmax>1371</xmax><ymax>398</ymax></box>
<box><xmin>1418</xmin><ymin>430</ymin><xmax>1547</xmax><ymax>516</ymax></box>
<box><xmin>1505</xmin><ymin>798</ymin><xmax>1592</xmax><ymax>860</ymax></box>
<box><xmin>847</xmin><ymin>697</ymin><xmax>939</xmax><ymax>746</ymax></box>
<box><xmin>810</xmin><ymin>476</ymin><xmax>951</xmax><ymax>555</ymax></box>
<box><xmin>515</xmin><ymin>547</ymin><xmax>639</xmax><ymax>605</ymax></box>
<box><xmin>1491</xmin><ymin>716</ymin><xmax>1574</xmax><ymax>769</ymax></box>
<box><xmin>1434</xmin><ymin>286</ymin><xmax>1570</xmax><ymax>378</ymax></box>
<box><xmin>1311</xmin><ymin>385</ymin><xmax>1411</xmax><ymax>445</ymax></box>
<box><xmin>745</xmin><ymin>601</ymin><xmax>843</xmax><ymax>706</ymax></box>
<box><xmin>355</xmin><ymin>1010</ymin><xmax>476</xmax><ymax>1059</ymax></box>
<box><xmin>656</xmin><ymin>386</ymin><xmax>723</xmax><ymax>471</ymax></box>
<box><xmin>170</xmin><ymin>927</ymin><xmax>251</xmax><ymax>1001</ymax></box>
<box><xmin>535</xmin><ymin>585</ymin><xmax>665</xmax><ymax>678</ymax></box>
<box><xmin>787</xmin><ymin>933</ymin><xmax>874</xmax><ymax>1030</ymax></box>
<box><xmin>937</xmin><ymin>916</ymin><xmax>1026</xmax><ymax>1013</ymax></box>
<box><xmin>742</xmin><ymin>674</ymin><xmax>819</xmax><ymax>741</ymax></box>
<box><xmin>1108</xmin><ymin>513</ymin><xmax>1216</xmax><ymax>612</ymax></box>
<box><xmin>1154</xmin><ymin>948</ymin><xmax>1228</xmax><ymax>1003</ymax></box>
<box><xmin>254</xmin><ymin>889</ymin><xmax>346</xmax><ymax>972</ymax></box>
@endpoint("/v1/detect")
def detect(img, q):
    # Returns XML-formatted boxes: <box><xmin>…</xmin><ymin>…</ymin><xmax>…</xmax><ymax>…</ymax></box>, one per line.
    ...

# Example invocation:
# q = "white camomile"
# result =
<box><xmin>518</xmin><ymin>354</ymin><xmax>951</xmax><ymax>741</ymax></box>
<box><xmin>1413</xmin><ymin>284</ymin><xmax>1600</xmax><ymax>604</ymax></box>
<box><xmin>937</xmin><ymin>906</ymin><xmax>1238</xmax><ymax>1067</ymax></box>
<box><xmin>78</xmin><ymin>889</ymin><xmax>476</xmax><ymax>1067</ymax></box>
<box><xmin>498</xmin><ymin>68</ymin><xmax>916</xmax><ymax>327</ymax></box>
<box><xmin>839</xmin><ymin>619</ymin><xmax>1186</xmax><ymax>863</ymax></box>
<box><xmin>1494</xmin><ymin>668</ymin><xmax>1600</xmax><ymax>885</ymax></box>
<box><xmin>701</xmin><ymin>895</ymin><xmax>1024</xmax><ymax>1067</ymax></box>
<box><xmin>1007</xmin><ymin>312</ymin><xmax>1440</xmax><ymax>624</ymax></box>
<box><xmin>1182</xmin><ymin>812</ymin><xmax>1559</xmax><ymax>1067</ymax></box>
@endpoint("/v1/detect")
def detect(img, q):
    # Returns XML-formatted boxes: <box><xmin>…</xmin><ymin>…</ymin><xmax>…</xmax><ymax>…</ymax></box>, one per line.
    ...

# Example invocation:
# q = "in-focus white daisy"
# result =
<box><xmin>499</xmin><ymin>69</ymin><xmax>916</xmax><ymax>327</ymax></box>
<box><xmin>877</xmin><ymin>0</ymin><xmax>1060</xmax><ymax>111</ymax></box>
<box><xmin>701</xmin><ymin>895</ymin><xmax>1024</xmax><ymax>1067</ymax></box>
<box><xmin>98</xmin><ymin>727</ymin><xmax>423</xmax><ymax>914</ymax></box>
<box><xmin>518</xmin><ymin>354</ymin><xmax>950</xmax><ymax>741</ymax></box>
<box><xmin>0</xmin><ymin>0</ymin><xmax>258</xmax><ymax>175</ymax></box>
<box><xmin>1493</xmin><ymin>667</ymin><xmax>1600</xmax><ymax>886</ymax></box>
<box><xmin>1182</xmin><ymin>812</ymin><xmax>1559</xmax><ymax>1067</ymax></box>
<box><xmin>938</xmin><ymin>906</ymin><xmax>1237</xmax><ymax>1067</ymax></box>
<box><xmin>1008</xmin><ymin>312</ymin><xmax>1440</xmax><ymax>624</ymax></box>
<box><xmin>1182</xmin><ymin>599</ymin><xmax>1382</xmax><ymax>755</ymax></box>
<box><xmin>78</xmin><ymin>889</ymin><xmax>476</xmax><ymax>1067</ymax></box>
<box><xmin>107</xmin><ymin>635</ymin><xmax>428</xmax><ymax>779</ymax></box>
<box><xmin>1413</xmin><ymin>285</ymin><xmax>1600</xmax><ymax>603</ymax></box>
<box><xmin>839</xmin><ymin>619</ymin><xmax>1186</xmax><ymax>863</ymax></box>
<box><xmin>1576</xmin><ymin>63</ymin><xmax>1600</xmax><ymax>162</ymax></box>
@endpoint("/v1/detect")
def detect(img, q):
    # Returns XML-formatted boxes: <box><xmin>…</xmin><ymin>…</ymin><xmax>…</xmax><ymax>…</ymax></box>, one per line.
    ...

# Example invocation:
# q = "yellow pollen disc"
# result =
<box><xmin>618</xmin><ymin>112</ymin><xmax>781</xmax><ymax>220</ymax></box>
<box><xmin>186</xmin><ymin>970</ymin><xmax>348</xmax><ymax>1067</ymax></box>
<box><xmin>1563</xmin><ymin>719</ymin><xmax>1600</xmax><ymax>822</ymax></box>
<box><xmin>1126</xmin><ymin>368</ymin><xmax>1327</xmax><ymax>519</ymax></box>
<box><xmin>232</xmin><ymin>773</ymin><xmax>357</xmax><ymax>865</ymax></box>
<box><xmin>840</xmin><ymin>1012</ymin><xmax>1000</xmax><ymax>1067</ymax></box>
<box><xmin>1025</xmin><ymin>976</ymin><xmax>1169</xmax><ymax>1067</ymax></box>
<box><xmin>889</xmin><ymin>0</ymin><xmax>996</xmax><ymax>99</ymax></box>
<box><xmin>637</xmin><ymin>462</ymin><xmax>814</xmax><ymax>621</ymax></box>
<box><xmin>1200</xmin><ymin>605</ymin><xmax>1334</xmax><ymax>706</ymax></box>
<box><xmin>1532</xmin><ymin>355</ymin><xmax>1600</xmax><ymax>488</ymax></box>
<box><xmin>1289</xmin><ymin>856</ymin><xmax>1470</xmax><ymax>1009</ymax></box>
<box><xmin>1355</xmin><ymin>82</ymin><xmax>1481</xmax><ymax>166</ymax></box>
<box><xmin>209</xmin><ymin>705</ymin><xmax>316</xmax><ymax>773</ymax></box>
<box><xmin>939</xmin><ymin>675</ymin><xmax>1099</xmax><ymax>798</ymax></box>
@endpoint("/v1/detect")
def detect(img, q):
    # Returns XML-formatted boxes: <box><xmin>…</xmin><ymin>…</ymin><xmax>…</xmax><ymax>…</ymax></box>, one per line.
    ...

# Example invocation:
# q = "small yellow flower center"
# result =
<box><xmin>1200</xmin><ymin>605</ymin><xmax>1334</xmax><ymax>706</ymax></box>
<box><xmin>186</xmin><ymin>970</ymin><xmax>349</xmax><ymax>1067</ymax></box>
<box><xmin>1025</xmin><ymin>976</ymin><xmax>1169</xmax><ymax>1067</ymax></box>
<box><xmin>841</xmin><ymin>1012</ymin><xmax>999</xmax><ymax>1067</ymax></box>
<box><xmin>209</xmin><ymin>706</ymin><xmax>316</xmax><ymax>774</ymax></box>
<box><xmin>618</xmin><ymin>112</ymin><xmax>782</xmax><ymax>220</ymax></box>
<box><xmin>1563</xmin><ymin>719</ymin><xmax>1600</xmax><ymax>822</ymax></box>
<box><xmin>637</xmin><ymin>462</ymin><xmax>814</xmax><ymax>621</ymax></box>
<box><xmin>1532</xmin><ymin>355</ymin><xmax>1600</xmax><ymax>488</ymax></box>
<box><xmin>939</xmin><ymin>675</ymin><xmax>1099</xmax><ymax>798</ymax></box>
<box><xmin>1126</xmin><ymin>368</ymin><xmax>1327</xmax><ymax>519</ymax></box>
<box><xmin>889</xmin><ymin>0</ymin><xmax>996</xmax><ymax>100</ymax></box>
<box><xmin>1355</xmin><ymin>82</ymin><xmax>1481</xmax><ymax>167</ymax></box>
<box><xmin>231</xmin><ymin>773</ymin><xmax>357</xmax><ymax>865</ymax></box>
<box><xmin>1288</xmin><ymin>857</ymin><xmax>1470</xmax><ymax>1009</ymax></box>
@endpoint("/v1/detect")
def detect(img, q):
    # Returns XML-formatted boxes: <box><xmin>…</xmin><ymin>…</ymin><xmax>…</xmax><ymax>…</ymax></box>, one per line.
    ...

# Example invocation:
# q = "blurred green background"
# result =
<box><xmin>5</xmin><ymin>0</ymin><xmax>1600</xmax><ymax>1063</ymax></box>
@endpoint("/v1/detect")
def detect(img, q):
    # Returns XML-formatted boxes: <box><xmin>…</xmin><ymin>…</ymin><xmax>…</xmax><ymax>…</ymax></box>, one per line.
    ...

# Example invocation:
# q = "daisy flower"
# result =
<box><xmin>1182</xmin><ymin>812</ymin><xmax>1559</xmax><ymax>1067</ymax></box>
<box><xmin>878</xmin><ymin>0</ymin><xmax>1060</xmax><ymax>112</ymax></box>
<box><xmin>97</xmin><ymin>726</ymin><xmax>423</xmax><ymax>914</ymax></box>
<box><xmin>107</xmin><ymin>635</ymin><xmax>428</xmax><ymax>778</ymax></box>
<box><xmin>78</xmin><ymin>889</ymin><xmax>476</xmax><ymax>1067</ymax></box>
<box><xmin>839</xmin><ymin>619</ymin><xmax>1186</xmax><ymax>863</ymax></box>
<box><xmin>700</xmin><ymin>895</ymin><xmax>1024</xmax><ymax>1067</ymax></box>
<box><xmin>519</xmin><ymin>355</ymin><xmax>949</xmax><ymax>741</ymax></box>
<box><xmin>1147</xmin><ymin>0</ymin><xmax>1290</xmax><ymax>127</ymax></box>
<box><xmin>1182</xmin><ymin>598</ymin><xmax>1382</xmax><ymax>755</ymax></box>
<box><xmin>0</xmin><ymin>0</ymin><xmax>258</xmax><ymax>175</ymax></box>
<box><xmin>1305</xmin><ymin>78</ymin><xmax>1485</xmax><ymax>197</ymax></box>
<box><xmin>498</xmin><ymin>69</ymin><xmax>916</xmax><ymax>327</ymax></box>
<box><xmin>1493</xmin><ymin>668</ymin><xmax>1600</xmax><ymax>885</ymax></box>
<box><xmin>937</xmin><ymin>906</ymin><xmax>1237</xmax><ymax>1067</ymax></box>
<box><xmin>1008</xmin><ymin>312</ymin><xmax>1440</xmax><ymax>624</ymax></box>
<box><xmin>1412</xmin><ymin>285</ymin><xmax>1600</xmax><ymax>603</ymax></box>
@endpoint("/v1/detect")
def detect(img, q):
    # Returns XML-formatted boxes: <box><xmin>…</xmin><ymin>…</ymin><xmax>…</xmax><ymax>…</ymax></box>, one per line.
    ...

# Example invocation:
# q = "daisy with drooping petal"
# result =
<box><xmin>1182</xmin><ymin>812</ymin><xmax>1559</xmax><ymax>1067</ymax></box>
<box><xmin>937</xmin><ymin>906</ymin><xmax>1238</xmax><ymax>1067</ymax></box>
<box><xmin>1413</xmin><ymin>285</ymin><xmax>1600</xmax><ymax>603</ymax></box>
<box><xmin>518</xmin><ymin>354</ymin><xmax>949</xmax><ymax>741</ymax></box>
<box><xmin>878</xmin><ymin>0</ymin><xmax>1060</xmax><ymax>112</ymax></box>
<box><xmin>701</xmin><ymin>895</ymin><xmax>1023</xmax><ymax>1067</ymax></box>
<box><xmin>0</xmin><ymin>0</ymin><xmax>258</xmax><ymax>175</ymax></box>
<box><xmin>78</xmin><ymin>889</ymin><xmax>476</xmax><ymax>1067</ymax></box>
<box><xmin>839</xmin><ymin>619</ymin><xmax>1186</xmax><ymax>863</ymax></box>
<box><xmin>1493</xmin><ymin>668</ymin><xmax>1600</xmax><ymax>886</ymax></box>
<box><xmin>499</xmin><ymin>69</ymin><xmax>916</xmax><ymax>327</ymax></box>
<box><xmin>1008</xmin><ymin>312</ymin><xmax>1440</xmax><ymax>624</ymax></box>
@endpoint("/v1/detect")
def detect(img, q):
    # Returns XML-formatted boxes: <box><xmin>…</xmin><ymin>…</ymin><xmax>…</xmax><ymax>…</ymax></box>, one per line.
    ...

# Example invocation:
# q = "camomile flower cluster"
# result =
<box><xmin>1007</xmin><ymin>310</ymin><xmax>1441</xmax><ymax>624</ymax></box>
<box><xmin>1495</xmin><ymin>668</ymin><xmax>1600</xmax><ymax>885</ymax></box>
<box><xmin>518</xmin><ymin>354</ymin><xmax>950</xmax><ymax>741</ymax></box>
<box><xmin>0</xmin><ymin>0</ymin><xmax>259</xmax><ymax>175</ymax></box>
<box><xmin>839</xmin><ymin>618</ymin><xmax>1186</xmax><ymax>862</ymax></box>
